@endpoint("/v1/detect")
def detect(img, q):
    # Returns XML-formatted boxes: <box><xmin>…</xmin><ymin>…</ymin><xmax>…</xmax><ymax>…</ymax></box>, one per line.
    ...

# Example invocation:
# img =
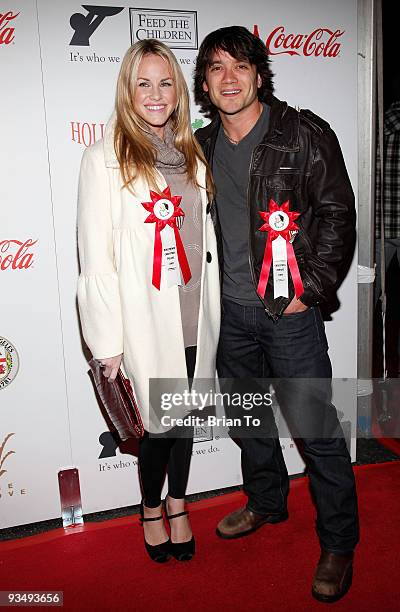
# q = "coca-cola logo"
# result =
<box><xmin>0</xmin><ymin>239</ymin><xmax>37</xmax><ymax>271</ymax></box>
<box><xmin>254</xmin><ymin>25</ymin><xmax>344</xmax><ymax>58</ymax></box>
<box><xmin>0</xmin><ymin>11</ymin><xmax>19</xmax><ymax>45</ymax></box>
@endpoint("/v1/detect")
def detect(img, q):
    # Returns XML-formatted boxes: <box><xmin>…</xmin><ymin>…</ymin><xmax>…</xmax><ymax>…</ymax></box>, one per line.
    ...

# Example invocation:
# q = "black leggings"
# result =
<box><xmin>138</xmin><ymin>347</ymin><xmax>196</xmax><ymax>508</ymax></box>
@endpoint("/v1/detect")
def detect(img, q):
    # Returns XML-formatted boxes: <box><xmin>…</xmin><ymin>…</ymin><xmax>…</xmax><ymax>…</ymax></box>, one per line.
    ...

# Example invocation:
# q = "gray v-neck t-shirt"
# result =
<box><xmin>213</xmin><ymin>103</ymin><xmax>270</xmax><ymax>305</ymax></box>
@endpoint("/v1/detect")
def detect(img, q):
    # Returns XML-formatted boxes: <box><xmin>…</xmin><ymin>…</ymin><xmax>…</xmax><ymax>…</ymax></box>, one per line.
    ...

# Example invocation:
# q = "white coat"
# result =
<box><xmin>77</xmin><ymin>121</ymin><xmax>221</xmax><ymax>432</ymax></box>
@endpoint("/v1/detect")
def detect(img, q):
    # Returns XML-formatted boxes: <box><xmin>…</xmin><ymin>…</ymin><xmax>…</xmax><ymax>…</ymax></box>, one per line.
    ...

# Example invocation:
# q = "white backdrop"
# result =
<box><xmin>0</xmin><ymin>0</ymin><xmax>357</xmax><ymax>529</ymax></box>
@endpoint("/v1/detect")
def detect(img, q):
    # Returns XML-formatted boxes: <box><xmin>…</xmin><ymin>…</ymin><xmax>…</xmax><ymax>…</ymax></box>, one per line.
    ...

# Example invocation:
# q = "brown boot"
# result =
<box><xmin>312</xmin><ymin>550</ymin><xmax>353</xmax><ymax>603</ymax></box>
<box><xmin>216</xmin><ymin>506</ymin><xmax>288</xmax><ymax>539</ymax></box>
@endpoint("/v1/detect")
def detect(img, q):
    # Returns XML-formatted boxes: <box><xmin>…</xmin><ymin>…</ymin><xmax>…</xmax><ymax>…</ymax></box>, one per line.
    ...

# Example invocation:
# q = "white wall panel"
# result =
<box><xmin>0</xmin><ymin>0</ymin><xmax>358</xmax><ymax>527</ymax></box>
<box><xmin>0</xmin><ymin>0</ymin><xmax>71</xmax><ymax>528</ymax></box>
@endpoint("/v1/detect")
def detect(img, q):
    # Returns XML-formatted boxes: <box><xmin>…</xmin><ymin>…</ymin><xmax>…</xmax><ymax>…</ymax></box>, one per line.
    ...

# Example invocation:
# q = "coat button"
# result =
<box><xmin>206</xmin><ymin>203</ymin><xmax>211</xmax><ymax>214</ymax></box>
<box><xmin>206</xmin><ymin>252</ymin><xmax>212</xmax><ymax>263</ymax></box>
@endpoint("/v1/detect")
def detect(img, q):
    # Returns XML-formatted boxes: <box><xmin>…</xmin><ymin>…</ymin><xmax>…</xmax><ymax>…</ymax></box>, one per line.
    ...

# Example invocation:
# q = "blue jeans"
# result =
<box><xmin>217</xmin><ymin>298</ymin><xmax>359</xmax><ymax>554</ymax></box>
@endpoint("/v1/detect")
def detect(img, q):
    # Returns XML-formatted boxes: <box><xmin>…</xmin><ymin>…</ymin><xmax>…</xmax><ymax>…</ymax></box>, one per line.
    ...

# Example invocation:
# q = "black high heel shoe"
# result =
<box><xmin>164</xmin><ymin>499</ymin><xmax>195</xmax><ymax>562</ymax></box>
<box><xmin>140</xmin><ymin>502</ymin><xmax>171</xmax><ymax>563</ymax></box>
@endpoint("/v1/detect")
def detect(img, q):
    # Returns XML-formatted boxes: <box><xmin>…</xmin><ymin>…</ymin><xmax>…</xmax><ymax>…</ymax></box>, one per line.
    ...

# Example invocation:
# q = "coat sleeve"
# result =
<box><xmin>299</xmin><ymin>127</ymin><xmax>356</xmax><ymax>307</ymax></box>
<box><xmin>77</xmin><ymin>145</ymin><xmax>123</xmax><ymax>359</ymax></box>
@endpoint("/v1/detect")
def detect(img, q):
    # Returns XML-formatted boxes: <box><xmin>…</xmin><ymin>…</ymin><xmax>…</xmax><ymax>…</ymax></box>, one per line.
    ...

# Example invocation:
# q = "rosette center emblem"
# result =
<box><xmin>268</xmin><ymin>210</ymin><xmax>290</xmax><ymax>232</ymax></box>
<box><xmin>153</xmin><ymin>198</ymin><xmax>175</xmax><ymax>221</ymax></box>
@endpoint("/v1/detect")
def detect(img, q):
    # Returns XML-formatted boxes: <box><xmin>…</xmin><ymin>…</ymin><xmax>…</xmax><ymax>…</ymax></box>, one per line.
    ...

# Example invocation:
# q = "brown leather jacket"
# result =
<box><xmin>195</xmin><ymin>94</ymin><xmax>356</xmax><ymax>320</ymax></box>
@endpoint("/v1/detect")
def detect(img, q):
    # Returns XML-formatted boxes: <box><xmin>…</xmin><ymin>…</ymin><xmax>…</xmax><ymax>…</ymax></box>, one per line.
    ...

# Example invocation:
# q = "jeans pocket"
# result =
<box><xmin>281</xmin><ymin>306</ymin><xmax>312</xmax><ymax>318</ymax></box>
<box><xmin>311</xmin><ymin>306</ymin><xmax>329</xmax><ymax>349</ymax></box>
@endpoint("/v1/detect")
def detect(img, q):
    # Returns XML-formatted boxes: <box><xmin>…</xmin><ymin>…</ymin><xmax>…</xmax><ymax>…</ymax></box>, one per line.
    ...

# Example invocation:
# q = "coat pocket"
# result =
<box><xmin>260</xmin><ymin>173</ymin><xmax>301</xmax><ymax>210</ymax></box>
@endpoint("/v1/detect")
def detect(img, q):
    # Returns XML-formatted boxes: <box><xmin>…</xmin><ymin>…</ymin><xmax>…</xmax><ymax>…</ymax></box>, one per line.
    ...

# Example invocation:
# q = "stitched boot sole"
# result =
<box><xmin>311</xmin><ymin>566</ymin><xmax>353</xmax><ymax>604</ymax></box>
<box><xmin>216</xmin><ymin>511</ymin><xmax>289</xmax><ymax>540</ymax></box>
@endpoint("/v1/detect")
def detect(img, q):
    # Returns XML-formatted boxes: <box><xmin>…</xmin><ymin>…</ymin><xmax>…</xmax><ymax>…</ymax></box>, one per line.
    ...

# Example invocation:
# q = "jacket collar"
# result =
<box><xmin>103</xmin><ymin>113</ymin><xmax>120</xmax><ymax>168</ymax></box>
<box><xmin>200</xmin><ymin>94</ymin><xmax>300</xmax><ymax>153</ymax></box>
<box><xmin>262</xmin><ymin>93</ymin><xmax>300</xmax><ymax>151</ymax></box>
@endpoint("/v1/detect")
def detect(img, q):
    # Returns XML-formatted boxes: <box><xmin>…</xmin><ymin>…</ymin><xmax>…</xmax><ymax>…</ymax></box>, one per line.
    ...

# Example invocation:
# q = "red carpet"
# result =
<box><xmin>1</xmin><ymin>462</ymin><xmax>399</xmax><ymax>611</ymax></box>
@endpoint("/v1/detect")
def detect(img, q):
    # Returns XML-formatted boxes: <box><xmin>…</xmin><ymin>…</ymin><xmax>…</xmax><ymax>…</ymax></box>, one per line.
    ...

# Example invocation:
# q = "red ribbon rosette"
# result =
<box><xmin>257</xmin><ymin>199</ymin><xmax>304</xmax><ymax>299</ymax></box>
<box><xmin>142</xmin><ymin>186</ymin><xmax>191</xmax><ymax>290</ymax></box>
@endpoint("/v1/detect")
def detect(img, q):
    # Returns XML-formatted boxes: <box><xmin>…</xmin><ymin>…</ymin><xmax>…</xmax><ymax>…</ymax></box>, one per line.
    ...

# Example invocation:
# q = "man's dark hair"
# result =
<box><xmin>194</xmin><ymin>26</ymin><xmax>274</xmax><ymax>119</ymax></box>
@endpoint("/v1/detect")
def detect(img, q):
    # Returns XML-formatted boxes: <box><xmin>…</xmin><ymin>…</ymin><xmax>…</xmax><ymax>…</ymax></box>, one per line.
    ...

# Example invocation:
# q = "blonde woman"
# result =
<box><xmin>77</xmin><ymin>40</ymin><xmax>220</xmax><ymax>563</ymax></box>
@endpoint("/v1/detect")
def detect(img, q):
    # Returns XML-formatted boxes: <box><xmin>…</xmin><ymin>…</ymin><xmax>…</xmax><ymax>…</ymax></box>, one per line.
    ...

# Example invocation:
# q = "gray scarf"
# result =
<box><xmin>147</xmin><ymin>122</ymin><xmax>187</xmax><ymax>175</ymax></box>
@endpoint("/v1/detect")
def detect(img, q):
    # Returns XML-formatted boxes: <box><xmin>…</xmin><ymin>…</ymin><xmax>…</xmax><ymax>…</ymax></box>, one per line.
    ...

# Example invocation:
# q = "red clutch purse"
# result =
<box><xmin>88</xmin><ymin>358</ymin><xmax>144</xmax><ymax>440</ymax></box>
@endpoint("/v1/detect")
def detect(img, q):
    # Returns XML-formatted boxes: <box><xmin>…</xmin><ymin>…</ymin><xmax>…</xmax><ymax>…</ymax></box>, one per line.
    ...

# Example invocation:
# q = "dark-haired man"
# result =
<box><xmin>194</xmin><ymin>26</ymin><xmax>358</xmax><ymax>603</ymax></box>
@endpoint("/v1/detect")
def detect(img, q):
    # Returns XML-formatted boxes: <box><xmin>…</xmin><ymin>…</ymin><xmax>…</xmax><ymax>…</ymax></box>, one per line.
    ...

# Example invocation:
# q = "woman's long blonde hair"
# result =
<box><xmin>114</xmin><ymin>39</ymin><xmax>214</xmax><ymax>197</ymax></box>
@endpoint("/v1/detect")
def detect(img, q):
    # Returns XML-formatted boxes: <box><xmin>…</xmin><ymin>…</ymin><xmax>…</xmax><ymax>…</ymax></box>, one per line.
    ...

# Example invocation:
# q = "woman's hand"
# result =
<box><xmin>99</xmin><ymin>354</ymin><xmax>123</xmax><ymax>382</ymax></box>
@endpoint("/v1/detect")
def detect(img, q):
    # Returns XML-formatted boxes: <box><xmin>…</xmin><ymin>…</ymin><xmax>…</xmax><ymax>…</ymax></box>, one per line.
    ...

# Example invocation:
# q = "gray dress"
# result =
<box><xmin>151</xmin><ymin>125</ymin><xmax>203</xmax><ymax>349</ymax></box>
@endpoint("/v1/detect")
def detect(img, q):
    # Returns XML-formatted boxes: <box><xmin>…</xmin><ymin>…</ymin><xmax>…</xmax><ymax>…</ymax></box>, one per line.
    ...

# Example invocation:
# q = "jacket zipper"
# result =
<box><xmin>296</xmin><ymin>220</ymin><xmax>322</xmax><ymax>301</ymax></box>
<box><xmin>246</xmin><ymin>147</ymin><xmax>274</xmax><ymax>318</ymax></box>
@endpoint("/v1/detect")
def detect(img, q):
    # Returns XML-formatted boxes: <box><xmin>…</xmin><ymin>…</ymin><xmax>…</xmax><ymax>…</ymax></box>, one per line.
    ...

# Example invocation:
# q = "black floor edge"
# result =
<box><xmin>1</xmin><ymin>438</ymin><xmax>398</xmax><ymax>542</ymax></box>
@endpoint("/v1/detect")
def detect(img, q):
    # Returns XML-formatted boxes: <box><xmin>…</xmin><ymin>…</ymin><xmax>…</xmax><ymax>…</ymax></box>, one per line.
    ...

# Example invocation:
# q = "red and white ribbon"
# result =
<box><xmin>257</xmin><ymin>199</ymin><xmax>304</xmax><ymax>299</ymax></box>
<box><xmin>142</xmin><ymin>186</ymin><xmax>191</xmax><ymax>290</ymax></box>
